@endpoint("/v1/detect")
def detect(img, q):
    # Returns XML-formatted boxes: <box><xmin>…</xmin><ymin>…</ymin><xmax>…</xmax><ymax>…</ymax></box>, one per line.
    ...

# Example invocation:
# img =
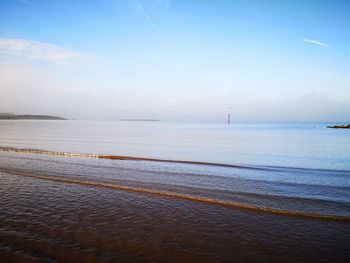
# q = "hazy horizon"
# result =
<box><xmin>1</xmin><ymin>0</ymin><xmax>350</xmax><ymax>122</ymax></box>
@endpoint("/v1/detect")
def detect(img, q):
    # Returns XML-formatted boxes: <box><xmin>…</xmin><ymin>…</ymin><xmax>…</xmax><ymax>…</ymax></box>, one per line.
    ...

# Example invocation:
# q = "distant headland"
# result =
<box><xmin>327</xmin><ymin>124</ymin><xmax>350</xmax><ymax>129</ymax></box>
<box><xmin>0</xmin><ymin>113</ymin><xmax>65</xmax><ymax>120</ymax></box>
<box><xmin>120</xmin><ymin>119</ymin><xmax>160</xmax><ymax>122</ymax></box>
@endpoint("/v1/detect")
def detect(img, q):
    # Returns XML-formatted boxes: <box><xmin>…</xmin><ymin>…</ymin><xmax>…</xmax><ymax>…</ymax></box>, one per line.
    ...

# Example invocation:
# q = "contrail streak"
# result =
<box><xmin>132</xmin><ymin>0</ymin><xmax>184</xmax><ymax>63</ymax></box>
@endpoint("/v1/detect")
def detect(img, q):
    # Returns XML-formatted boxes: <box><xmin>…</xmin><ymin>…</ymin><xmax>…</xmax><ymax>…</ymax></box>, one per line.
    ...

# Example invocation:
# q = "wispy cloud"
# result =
<box><xmin>303</xmin><ymin>39</ymin><xmax>332</xmax><ymax>48</ymax></box>
<box><xmin>0</xmin><ymin>38</ymin><xmax>102</xmax><ymax>63</ymax></box>
<box><xmin>132</xmin><ymin>0</ymin><xmax>184</xmax><ymax>63</ymax></box>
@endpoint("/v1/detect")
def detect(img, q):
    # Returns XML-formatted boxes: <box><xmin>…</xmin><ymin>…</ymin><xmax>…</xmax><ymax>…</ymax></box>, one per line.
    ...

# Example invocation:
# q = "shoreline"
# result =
<box><xmin>1</xmin><ymin>147</ymin><xmax>350</xmax><ymax>222</ymax></box>
<box><xmin>3</xmin><ymin>168</ymin><xmax>349</xmax><ymax>222</ymax></box>
<box><xmin>0</xmin><ymin>146</ymin><xmax>259</xmax><ymax>170</ymax></box>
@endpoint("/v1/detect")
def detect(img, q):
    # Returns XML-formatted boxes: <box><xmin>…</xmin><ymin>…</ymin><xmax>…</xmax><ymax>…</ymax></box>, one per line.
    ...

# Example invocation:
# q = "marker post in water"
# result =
<box><xmin>227</xmin><ymin>107</ymin><xmax>231</xmax><ymax>125</ymax></box>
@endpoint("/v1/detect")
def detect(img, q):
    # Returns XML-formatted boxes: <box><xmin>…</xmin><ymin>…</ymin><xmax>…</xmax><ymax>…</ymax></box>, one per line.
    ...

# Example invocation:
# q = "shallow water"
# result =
<box><xmin>0</xmin><ymin>120</ymin><xmax>350</xmax><ymax>262</ymax></box>
<box><xmin>0</xmin><ymin>151</ymin><xmax>349</xmax><ymax>219</ymax></box>
<box><xmin>1</xmin><ymin>169</ymin><xmax>350</xmax><ymax>262</ymax></box>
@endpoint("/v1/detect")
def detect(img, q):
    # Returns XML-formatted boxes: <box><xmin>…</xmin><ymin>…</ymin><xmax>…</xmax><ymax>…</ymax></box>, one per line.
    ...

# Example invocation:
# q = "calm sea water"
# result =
<box><xmin>0</xmin><ymin>120</ymin><xmax>349</xmax><ymax>169</ymax></box>
<box><xmin>0</xmin><ymin>120</ymin><xmax>349</xmax><ymax>262</ymax></box>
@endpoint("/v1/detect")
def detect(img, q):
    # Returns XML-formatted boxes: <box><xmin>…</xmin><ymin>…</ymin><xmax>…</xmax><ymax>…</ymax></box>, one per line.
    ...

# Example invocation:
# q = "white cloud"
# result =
<box><xmin>0</xmin><ymin>38</ymin><xmax>102</xmax><ymax>63</ymax></box>
<box><xmin>303</xmin><ymin>39</ymin><xmax>332</xmax><ymax>48</ymax></box>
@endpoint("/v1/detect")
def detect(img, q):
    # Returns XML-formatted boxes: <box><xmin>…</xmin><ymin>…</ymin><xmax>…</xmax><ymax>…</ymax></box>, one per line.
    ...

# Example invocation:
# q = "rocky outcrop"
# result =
<box><xmin>327</xmin><ymin>124</ymin><xmax>350</xmax><ymax>129</ymax></box>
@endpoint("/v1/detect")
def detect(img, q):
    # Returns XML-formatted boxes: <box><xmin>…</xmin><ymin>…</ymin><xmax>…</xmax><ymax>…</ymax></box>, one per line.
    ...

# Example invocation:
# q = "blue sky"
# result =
<box><xmin>0</xmin><ymin>0</ymin><xmax>349</xmax><ymax>122</ymax></box>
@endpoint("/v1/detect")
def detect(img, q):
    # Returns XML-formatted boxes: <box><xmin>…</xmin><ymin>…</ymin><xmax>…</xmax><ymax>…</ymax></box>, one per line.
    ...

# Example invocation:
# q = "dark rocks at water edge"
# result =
<box><xmin>0</xmin><ymin>113</ymin><xmax>65</xmax><ymax>120</ymax></box>
<box><xmin>327</xmin><ymin>124</ymin><xmax>350</xmax><ymax>129</ymax></box>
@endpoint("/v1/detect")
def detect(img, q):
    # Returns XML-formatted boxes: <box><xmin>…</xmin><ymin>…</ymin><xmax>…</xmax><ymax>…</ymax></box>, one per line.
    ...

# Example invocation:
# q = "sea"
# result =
<box><xmin>0</xmin><ymin>120</ymin><xmax>349</xmax><ymax>262</ymax></box>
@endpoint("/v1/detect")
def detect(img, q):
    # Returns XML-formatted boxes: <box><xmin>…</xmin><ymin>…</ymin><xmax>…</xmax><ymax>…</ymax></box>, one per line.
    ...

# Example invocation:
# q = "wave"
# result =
<box><xmin>0</xmin><ymin>146</ymin><xmax>264</xmax><ymax>170</ymax></box>
<box><xmin>4</xmin><ymin>153</ymin><xmax>350</xmax><ymax>201</ymax></box>
<box><xmin>2</xmin><ymin>168</ymin><xmax>349</xmax><ymax>222</ymax></box>
<box><xmin>3</xmin><ymin>146</ymin><xmax>348</xmax><ymax>174</ymax></box>
<box><xmin>2</xmin><ymin>146</ymin><xmax>350</xmax><ymax>187</ymax></box>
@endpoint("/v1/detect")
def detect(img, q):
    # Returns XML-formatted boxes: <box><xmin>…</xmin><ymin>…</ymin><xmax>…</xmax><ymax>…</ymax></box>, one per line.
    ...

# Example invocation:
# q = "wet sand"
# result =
<box><xmin>1</xmin><ymin>171</ymin><xmax>350</xmax><ymax>263</ymax></box>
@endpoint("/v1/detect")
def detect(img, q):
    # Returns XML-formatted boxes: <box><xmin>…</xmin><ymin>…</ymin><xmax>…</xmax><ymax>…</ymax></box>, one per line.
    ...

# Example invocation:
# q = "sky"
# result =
<box><xmin>0</xmin><ymin>0</ymin><xmax>350</xmax><ymax>122</ymax></box>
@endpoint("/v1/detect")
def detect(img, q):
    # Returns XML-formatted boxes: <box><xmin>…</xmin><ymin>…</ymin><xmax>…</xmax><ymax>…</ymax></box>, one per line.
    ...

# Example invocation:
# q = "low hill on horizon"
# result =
<box><xmin>0</xmin><ymin>113</ymin><xmax>65</xmax><ymax>120</ymax></box>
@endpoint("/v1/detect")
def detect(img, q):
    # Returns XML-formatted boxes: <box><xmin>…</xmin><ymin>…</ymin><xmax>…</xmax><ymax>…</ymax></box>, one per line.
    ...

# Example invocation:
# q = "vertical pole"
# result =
<box><xmin>228</xmin><ymin>107</ymin><xmax>231</xmax><ymax>125</ymax></box>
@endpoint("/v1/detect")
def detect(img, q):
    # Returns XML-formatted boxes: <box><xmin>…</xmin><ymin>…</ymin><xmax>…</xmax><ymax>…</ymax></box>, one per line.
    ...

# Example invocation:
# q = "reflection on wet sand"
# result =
<box><xmin>1</xmin><ymin>171</ymin><xmax>350</xmax><ymax>262</ymax></box>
